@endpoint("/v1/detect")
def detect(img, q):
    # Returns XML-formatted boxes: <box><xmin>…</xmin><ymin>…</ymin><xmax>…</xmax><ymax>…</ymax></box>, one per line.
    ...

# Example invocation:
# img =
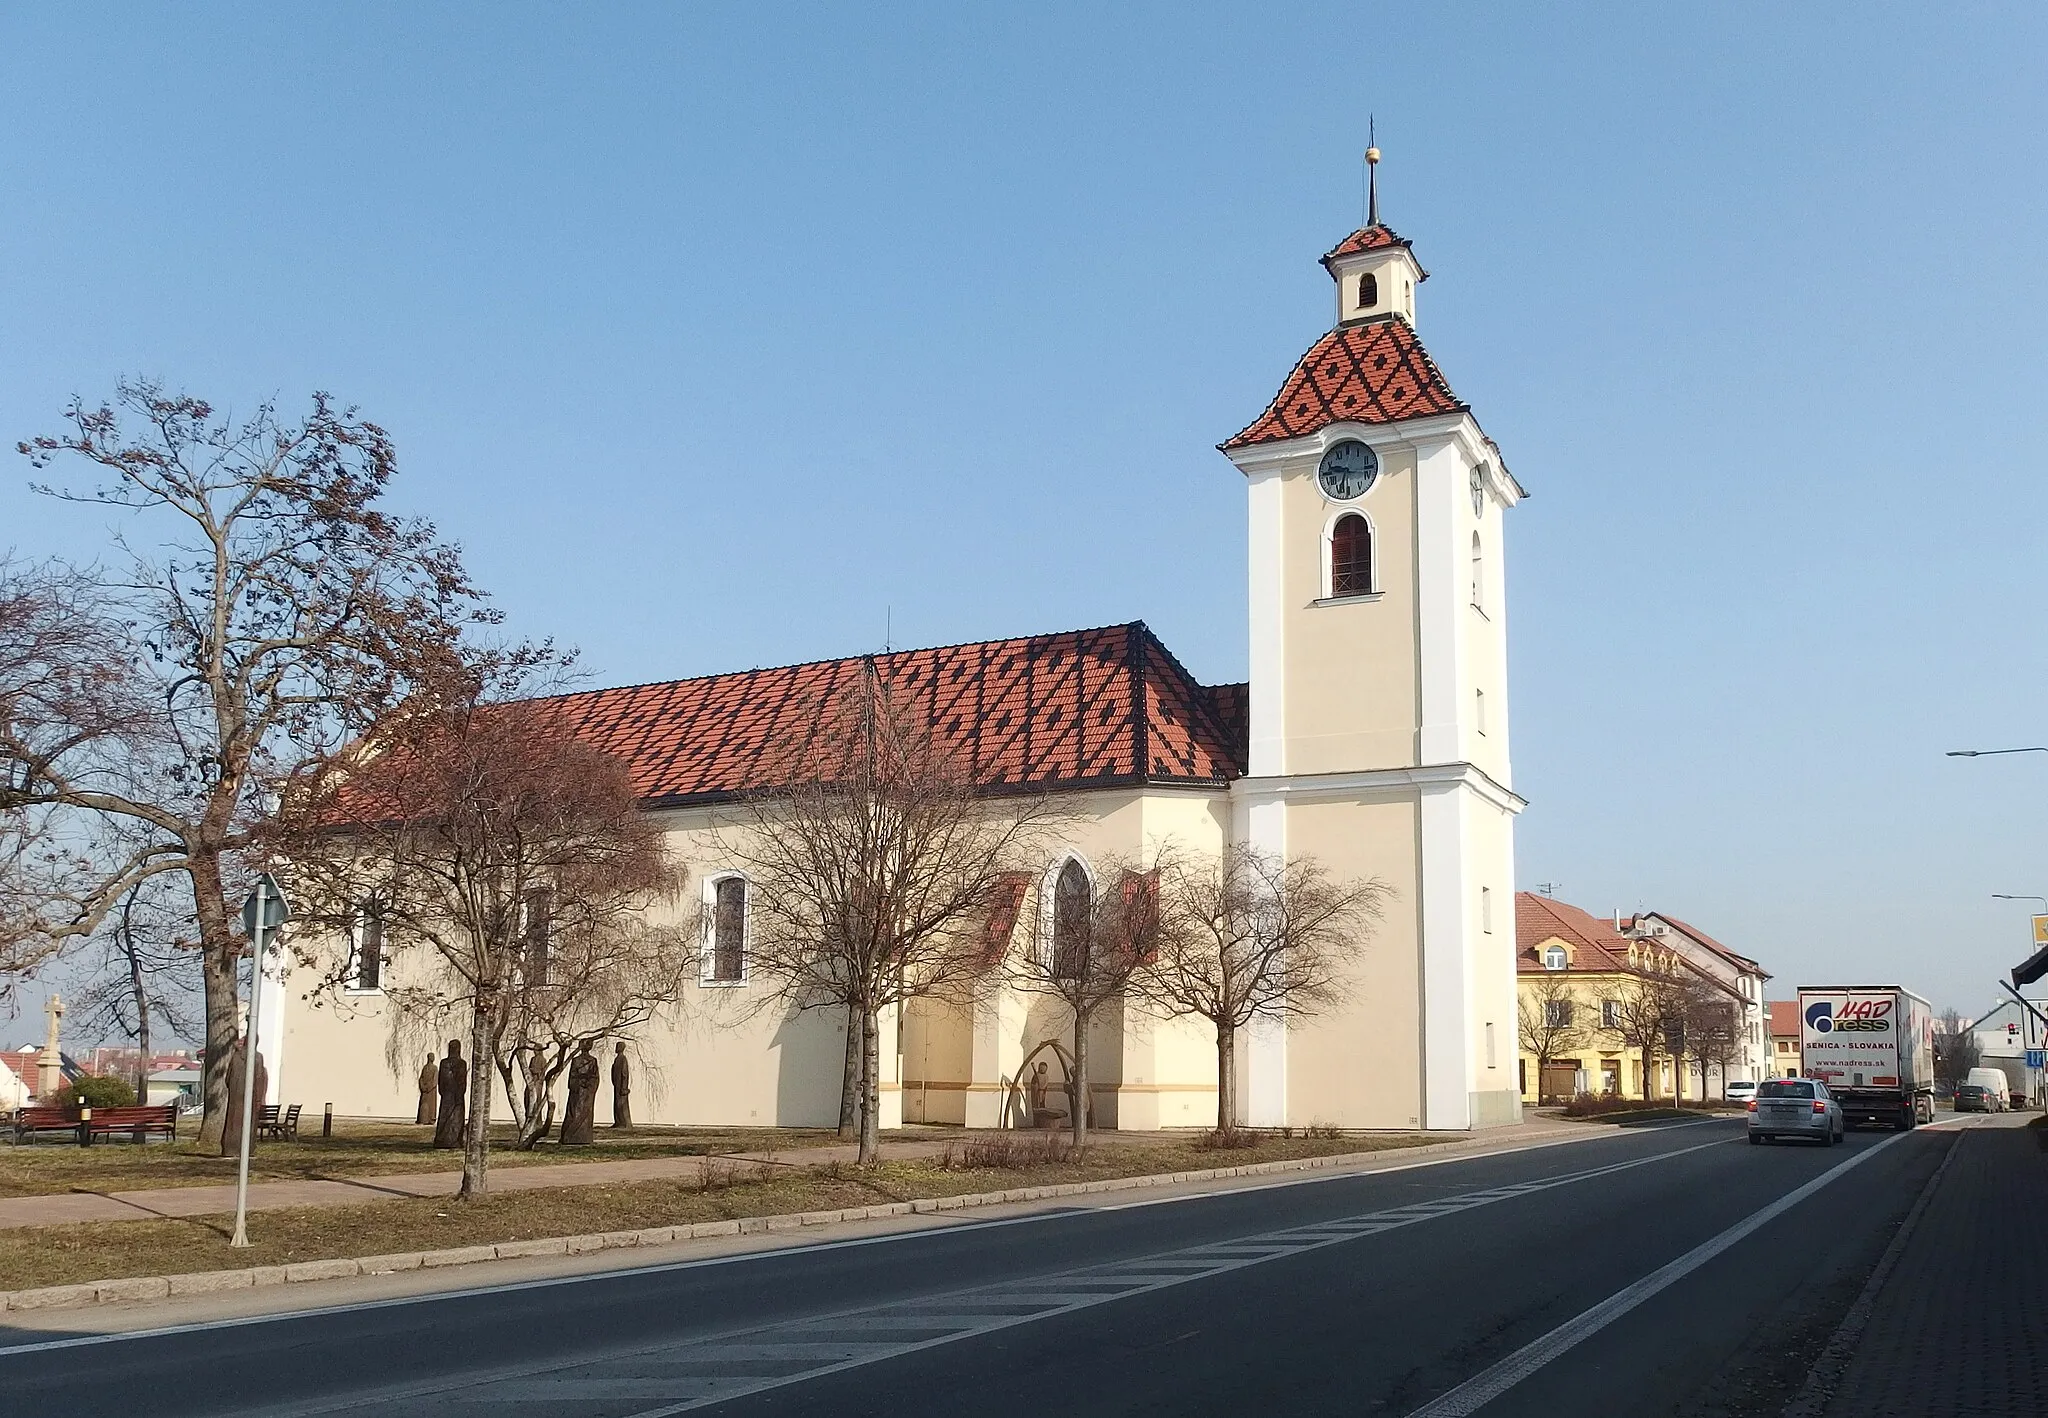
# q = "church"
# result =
<box><xmin>274</xmin><ymin>175</ymin><xmax>1529</xmax><ymax>1134</ymax></box>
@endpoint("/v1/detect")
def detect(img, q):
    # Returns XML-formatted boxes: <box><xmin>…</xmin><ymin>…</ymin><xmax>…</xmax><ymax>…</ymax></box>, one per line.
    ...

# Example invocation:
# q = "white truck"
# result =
<box><xmin>1796</xmin><ymin>985</ymin><xmax>1935</xmax><ymax>1130</ymax></box>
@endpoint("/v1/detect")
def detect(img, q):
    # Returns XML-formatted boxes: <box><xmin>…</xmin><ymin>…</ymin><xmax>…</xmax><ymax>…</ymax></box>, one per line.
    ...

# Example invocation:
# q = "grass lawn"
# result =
<box><xmin>0</xmin><ymin>1132</ymin><xmax>1434</xmax><ymax>1291</ymax></box>
<box><xmin>0</xmin><ymin>1120</ymin><xmax>840</xmax><ymax>1198</ymax></box>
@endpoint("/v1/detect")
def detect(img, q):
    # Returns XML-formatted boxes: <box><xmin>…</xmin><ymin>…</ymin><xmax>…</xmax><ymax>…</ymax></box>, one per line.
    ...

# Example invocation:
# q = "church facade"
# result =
<box><xmin>274</xmin><ymin>204</ymin><xmax>1528</xmax><ymax>1134</ymax></box>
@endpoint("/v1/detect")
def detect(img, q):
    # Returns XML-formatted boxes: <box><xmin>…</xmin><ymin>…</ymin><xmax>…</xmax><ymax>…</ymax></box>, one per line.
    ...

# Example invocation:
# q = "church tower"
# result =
<box><xmin>1220</xmin><ymin>154</ymin><xmax>1527</xmax><ymax>1130</ymax></box>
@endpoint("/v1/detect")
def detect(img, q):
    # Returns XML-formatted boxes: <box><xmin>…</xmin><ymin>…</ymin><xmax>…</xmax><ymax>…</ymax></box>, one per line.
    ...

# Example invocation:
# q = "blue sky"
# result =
<box><xmin>4</xmin><ymin>5</ymin><xmax>2046</xmax><ymax>1027</ymax></box>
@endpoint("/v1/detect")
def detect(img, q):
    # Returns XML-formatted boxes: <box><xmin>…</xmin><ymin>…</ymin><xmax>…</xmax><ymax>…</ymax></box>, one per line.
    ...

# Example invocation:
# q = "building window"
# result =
<box><xmin>1051</xmin><ymin>858</ymin><xmax>1092</xmax><ymax>980</ymax></box>
<box><xmin>520</xmin><ymin>888</ymin><xmax>551</xmax><ymax>986</ymax></box>
<box><xmin>1471</xmin><ymin>531</ymin><xmax>1483</xmax><ymax>609</ymax></box>
<box><xmin>1542</xmin><ymin>944</ymin><xmax>1567</xmax><ymax>971</ymax></box>
<box><xmin>1358</xmin><ymin>272</ymin><xmax>1378</xmax><ymax>308</ymax></box>
<box><xmin>1330</xmin><ymin>513</ymin><xmax>1373</xmax><ymax>597</ymax></box>
<box><xmin>1602</xmin><ymin>999</ymin><xmax>1621</xmax><ymax>1029</ymax></box>
<box><xmin>349</xmin><ymin>899</ymin><xmax>383</xmax><ymax>992</ymax></box>
<box><xmin>1485</xmin><ymin>1021</ymin><xmax>1497</xmax><ymax>1068</ymax></box>
<box><xmin>1544</xmin><ymin>999</ymin><xmax>1574</xmax><ymax>1028</ymax></box>
<box><xmin>706</xmin><ymin>875</ymin><xmax>747</xmax><ymax>983</ymax></box>
<box><xmin>1481</xmin><ymin>885</ymin><xmax>1493</xmax><ymax>933</ymax></box>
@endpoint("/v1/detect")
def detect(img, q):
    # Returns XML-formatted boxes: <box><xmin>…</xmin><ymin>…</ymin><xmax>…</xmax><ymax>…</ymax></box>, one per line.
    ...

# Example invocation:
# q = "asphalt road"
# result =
<box><xmin>0</xmin><ymin>1116</ymin><xmax>1971</xmax><ymax>1418</ymax></box>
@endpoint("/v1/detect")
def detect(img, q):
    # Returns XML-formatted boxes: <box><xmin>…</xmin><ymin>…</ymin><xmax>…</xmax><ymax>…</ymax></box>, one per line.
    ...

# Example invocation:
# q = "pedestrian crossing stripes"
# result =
<box><xmin>264</xmin><ymin>1138</ymin><xmax>1719</xmax><ymax>1418</ymax></box>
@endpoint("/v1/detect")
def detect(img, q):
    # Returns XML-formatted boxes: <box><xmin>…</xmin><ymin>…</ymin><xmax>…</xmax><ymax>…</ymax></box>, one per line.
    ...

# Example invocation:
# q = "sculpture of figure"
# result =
<box><xmin>1028</xmin><ymin>1060</ymin><xmax>1064</xmax><ymax>1130</ymax></box>
<box><xmin>433</xmin><ymin>1040</ymin><xmax>467</xmax><ymax>1149</ymax></box>
<box><xmin>218</xmin><ymin>1039</ymin><xmax>269</xmax><ymax>1158</ymax></box>
<box><xmin>416</xmin><ymin>1054</ymin><xmax>438</xmax><ymax>1126</ymax></box>
<box><xmin>610</xmin><ymin>1042</ymin><xmax>632</xmax><ymax>1129</ymax></box>
<box><xmin>561</xmin><ymin>1039</ymin><xmax>600</xmax><ymax>1145</ymax></box>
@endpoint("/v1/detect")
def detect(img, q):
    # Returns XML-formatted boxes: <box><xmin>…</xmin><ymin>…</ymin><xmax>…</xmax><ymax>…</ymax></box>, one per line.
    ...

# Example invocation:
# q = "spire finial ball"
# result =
<box><xmin>1365</xmin><ymin>146</ymin><xmax>1380</xmax><ymax>164</ymax></box>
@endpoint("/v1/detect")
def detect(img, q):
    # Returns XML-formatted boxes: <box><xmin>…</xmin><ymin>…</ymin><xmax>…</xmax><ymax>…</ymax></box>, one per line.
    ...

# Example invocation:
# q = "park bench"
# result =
<box><xmin>257</xmin><ymin>1102</ymin><xmax>302</xmax><ymax>1141</ymax></box>
<box><xmin>10</xmin><ymin>1102</ymin><xmax>177</xmax><ymax>1144</ymax></box>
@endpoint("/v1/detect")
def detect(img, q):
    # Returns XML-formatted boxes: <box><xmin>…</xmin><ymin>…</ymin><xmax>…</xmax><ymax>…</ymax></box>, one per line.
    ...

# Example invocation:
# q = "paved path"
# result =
<box><xmin>7</xmin><ymin>1114</ymin><xmax>2000</xmax><ymax>1417</ymax></box>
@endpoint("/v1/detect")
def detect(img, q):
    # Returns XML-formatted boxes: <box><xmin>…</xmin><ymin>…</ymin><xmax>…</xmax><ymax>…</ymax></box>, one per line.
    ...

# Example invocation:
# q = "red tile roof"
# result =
<box><xmin>523</xmin><ymin>622</ymin><xmax>1246</xmax><ymax>806</ymax></box>
<box><xmin>1516</xmin><ymin>893</ymin><xmax>1635</xmax><ymax>973</ymax></box>
<box><xmin>1767</xmin><ymin>1001</ymin><xmax>1801</xmax><ymax>1038</ymax></box>
<box><xmin>1320</xmin><ymin>224</ymin><xmax>1413</xmax><ymax>264</ymax></box>
<box><xmin>1648</xmin><ymin>914</ymin><xmax>1766</xmax><ymax>975</ymax></box>
<box><xmin>1221</xmin><ymin>316</ymin><xmax>1466</xmax><ymax>450</ymax></box>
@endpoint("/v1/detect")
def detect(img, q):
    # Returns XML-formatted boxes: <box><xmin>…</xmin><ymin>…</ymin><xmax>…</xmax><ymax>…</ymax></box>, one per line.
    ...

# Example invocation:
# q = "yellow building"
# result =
<box><xmin>274</xmin><ymin>185</ymin><xmax>1530</xmax><ymax>1133</ymax></box>
<box><xmin>1515</xmin><ymin>892</ymin><xmax>1717</xmax><ymax>1103</ymax></box>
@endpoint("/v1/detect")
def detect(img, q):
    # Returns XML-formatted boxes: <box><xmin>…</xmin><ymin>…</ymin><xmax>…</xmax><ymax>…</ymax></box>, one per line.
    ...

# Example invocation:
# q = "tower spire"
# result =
<box><xmin>1366</xmin><ymin>119</ymin><xmax>1380</xmax><ymax>227</ymax></box>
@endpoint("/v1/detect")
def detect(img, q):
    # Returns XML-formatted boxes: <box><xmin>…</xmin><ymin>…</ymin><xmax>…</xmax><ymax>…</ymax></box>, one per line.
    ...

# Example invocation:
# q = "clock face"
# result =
<box><xmin>1317</xmin><ymin>440</ymin><xmax>1379</xmax><ymax>500</ymax></box>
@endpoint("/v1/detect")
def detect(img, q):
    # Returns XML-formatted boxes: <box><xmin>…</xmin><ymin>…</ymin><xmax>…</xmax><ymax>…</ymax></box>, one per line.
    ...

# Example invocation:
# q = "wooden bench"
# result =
<box><xmin>9</xmin><ymin>1103</ymin><xmax>177</xmax><ymax>1144</ymax></box>
<box><xmin>258</xmin><ymin>1102</ymin><xmax>301</xmax><ymax>1141</ymax></box>
<box><xmin>82</xmin><ymin>1104</ymin><xmax>178</xmax><ymax>1143</ymax></box>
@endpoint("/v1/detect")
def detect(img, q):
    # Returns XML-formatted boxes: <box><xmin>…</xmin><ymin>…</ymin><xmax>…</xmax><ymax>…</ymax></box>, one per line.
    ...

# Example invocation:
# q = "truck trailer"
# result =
<box><xmin>1796</xmin><ymin>985</ymin><xmax>1934</xmax><ymax>1129</ymax></box>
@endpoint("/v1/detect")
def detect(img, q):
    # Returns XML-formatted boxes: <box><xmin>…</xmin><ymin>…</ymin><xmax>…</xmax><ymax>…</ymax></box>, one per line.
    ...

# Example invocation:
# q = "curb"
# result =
<box><xmin>1</xmin><ymin>1124</ymin><xmax>1615</xmax><ymax>1313</ymax></box>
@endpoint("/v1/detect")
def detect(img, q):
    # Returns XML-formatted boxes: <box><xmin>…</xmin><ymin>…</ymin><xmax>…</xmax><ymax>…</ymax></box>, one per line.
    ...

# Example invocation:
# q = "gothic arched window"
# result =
<box><xmin>1052</xmin><ymin>859</ymin><xmax>1092</xmax><ymax>980</ymax></box>
<box><xmin>1471</xmin><ymin>531</ymin><xmax>1483</xmax><ymax>609</ymax></box>
<box><xmin>1331</xmin><ymin>513</ymin><xmax>1373</xmax><ymax>598</ymax></box>
<box><xmin>1358</xmin><ymin>272</ymin><xmax>1378</xmax><ymax>308</ymax></box>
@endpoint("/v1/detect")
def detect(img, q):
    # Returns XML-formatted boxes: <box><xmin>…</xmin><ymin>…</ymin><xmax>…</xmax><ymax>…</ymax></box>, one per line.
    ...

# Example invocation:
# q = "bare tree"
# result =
<box><xmin>1009</xmin><ymin>858</ymin><xmax>1159</xmax><ymax>1147</ymax></box>
<box><xmin>1934</xmin><ymin>1009</ymin><xmax>1981</xmax><ymax>1090</ymax></box>
<box><xmin>718</xmin><ymin>665</ymin><xmax>1062</xmax><ymax>1164</ymax></box>
<box><xmin>0</xmin><ymin>559</ymin><xmax>158</xmax><ymax>991</ymax></box>
<box><xmin>1608</xmin><ymin>968</ymin><xmax>1682</xmax><ymax>1102</ymax></box>
<box><xmin>63</xmin><ymin>873</ymin><xmax>202</xmax><ymax>1105</ymax></box>
<box><xmin>1517</xmin><ymin>968</ymin><xmax>1588</xmax><ymax>1102</ymax></box>
<box><xmin>1136</xmin><ymin>844</ymin><xmax>1386</xmax><ymax>1132</ymax></box>
<box><xmin>284</xmin><ymin>648</ymin><xmax>684</xmax><ymax>1195</ymax></box>
<box><xmin>14</xmin><ymin>384</ymin><xmax>485</xmax><ymax>1146</ymax></box>
<box><xmin>1684</xmin><ymin>988</ymin><xmax>1744</xmax><ymax>1102</ymax></box>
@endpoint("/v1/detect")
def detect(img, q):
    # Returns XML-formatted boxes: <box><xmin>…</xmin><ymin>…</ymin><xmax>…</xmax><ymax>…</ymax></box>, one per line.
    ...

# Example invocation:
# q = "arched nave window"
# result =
<box><xmin>1330</xmin><ymin>513</ymin><xmax>1373</xmax><ymax>598</ymax></box>
<box><xmin>1051</xmin><ymin>858</ymin><xmax>1092</xmax><ymax>980</ymax></box>
<box><xmin>702</xmin><ymin>874</ymin><xmax>748</xmax><ymax>984</ymax></box>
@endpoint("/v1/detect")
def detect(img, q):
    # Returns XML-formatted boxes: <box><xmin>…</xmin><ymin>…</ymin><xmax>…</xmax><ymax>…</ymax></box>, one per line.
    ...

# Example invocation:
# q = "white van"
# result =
<box><xmin>1965</xmin><ymin>1067</ymin><xmax>2010</xmax><ymax>1111</ymax></box>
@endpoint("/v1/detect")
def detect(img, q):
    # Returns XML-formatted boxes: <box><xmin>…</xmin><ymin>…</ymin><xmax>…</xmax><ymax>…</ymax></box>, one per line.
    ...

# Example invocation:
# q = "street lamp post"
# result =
<box><xmin>1947</xmin><ymin>747</ymin><xmax>2048</xmax><ymax>758</ymax></box>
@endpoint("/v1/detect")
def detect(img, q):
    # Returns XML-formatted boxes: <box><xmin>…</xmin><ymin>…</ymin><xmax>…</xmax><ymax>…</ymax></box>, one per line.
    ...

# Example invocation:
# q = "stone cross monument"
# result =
<box><xmin>38</xmin><ymin>993</ymin><xmax>64</xmax><ymax>1100</ymax></box>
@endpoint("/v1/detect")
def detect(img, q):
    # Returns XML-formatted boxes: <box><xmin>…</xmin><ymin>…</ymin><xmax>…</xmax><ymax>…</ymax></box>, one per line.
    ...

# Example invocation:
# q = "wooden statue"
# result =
<box><xmin>432</xmin><ymin>1040</ymin><xmax>467</xmax><ymax>1149</ymax></box>
<box><xmin>560</xmin><ymin>1039</ymin><xmax>600</xmax><ymax>1145</ymax></box>
<box><xmin>416</xmin><ymin>1054</ymin><xmax>438</xmax><ymax>1126</ymax></box>
<box><xmin>610</xmin><ymin>1042</ymin><xmax>632</xmax><ymax>1129</ymax></box>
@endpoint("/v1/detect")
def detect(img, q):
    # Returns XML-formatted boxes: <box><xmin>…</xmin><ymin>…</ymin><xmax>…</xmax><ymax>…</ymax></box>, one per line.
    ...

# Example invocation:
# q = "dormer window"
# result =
<box><xmin>1357</xmin><ymin>272</ymin><xmax>1378</xmax><ymax>309</ymax></box>
<box><xmin>1542</xmin><ymin>944</ymin><xmax>1567</xmax><ymax>971</ymax></box>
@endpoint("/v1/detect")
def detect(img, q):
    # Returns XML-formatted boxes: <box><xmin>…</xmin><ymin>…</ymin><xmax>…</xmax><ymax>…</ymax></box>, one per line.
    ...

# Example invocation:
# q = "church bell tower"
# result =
<box><xmin>1218</xmin><ymin>151</ymin><xmax>1529</xmax><ymax>1133</ymax></box>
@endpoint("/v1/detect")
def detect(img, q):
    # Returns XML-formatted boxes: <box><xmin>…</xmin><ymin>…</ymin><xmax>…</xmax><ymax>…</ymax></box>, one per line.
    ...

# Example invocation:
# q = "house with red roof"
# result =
<box><xmin>277</xmin><ymin>166</ymin><xmax>1530</xmax><ymax>1134</ymax></box>
<box><xmin>1620</xmin><ymin>912</ymin><xmax>1774</xmax><ymax>1085</ymax></box>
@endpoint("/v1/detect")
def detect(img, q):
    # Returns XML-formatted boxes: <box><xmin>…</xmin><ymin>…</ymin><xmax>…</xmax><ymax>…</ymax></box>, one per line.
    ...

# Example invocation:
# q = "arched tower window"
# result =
<box><xmin>1471</xmin><ymin>531</ymin><xmax>1483</xmax><ymax>609</ymax></box>
<box><xmin>1357</xmin><ymin>272</ymin><xmax>1378</xmax><ymax>309</ymax></box>
<box><xmin>1331</xmin><ymin>513</ymin><xmax>1373</xmax><ymax>598</ymax></box>
<box><xmin>1052</xmin><ymin>858</ymin><xmax>1092</xmax><ymax>980</ymax></box>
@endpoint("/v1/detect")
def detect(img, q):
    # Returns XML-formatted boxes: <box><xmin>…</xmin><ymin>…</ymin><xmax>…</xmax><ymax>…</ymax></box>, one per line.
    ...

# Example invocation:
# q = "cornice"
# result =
<box><xmin>1231</xmin><ymin>760</ymin><xmax>1526</xmax><ymax>815</ymax></box>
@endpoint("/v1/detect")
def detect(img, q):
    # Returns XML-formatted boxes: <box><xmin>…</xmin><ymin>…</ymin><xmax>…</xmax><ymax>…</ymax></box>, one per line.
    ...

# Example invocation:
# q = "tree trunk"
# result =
<box><xmin>1674</xmin><ymin>1051</ymin><xmax>1688</xmax><ymax>1105</ymax></box>
<box><xmin>1640</xmin><ymin>1048</ymin><xmax>1653</xmax><ymax>1101</ymax></box>
<box><xmin>858</xmin><ymin>1004</ymin><xmax>880</xmax><ymax>1165</ymax></box>
<box><xmin>129</xmin><ymin>946</ymin><xmax>152</xmax><ymax>1109</ymax></box>
<box><xmin>1215</xmin><ymin>1023</ymin><xmax>1236</xmax><ymax>1132</ymax></box>
<box><xmin>189</xmin><ymin>855</ymin><xmax>238</xmax><ymax>1150</ymax></box>
<box><xmin>460</xmin><ymin>993</ymin><xmax>496</xmax><ymax>1198</ymax></box>
<box><xmin>837</xmin><ymin>1006</ymin><xmax>860</xmax><ymax>1140</ymax></box>
<box><xmin>1069</xmin><ymin>1007</ymin><xmax>1089</xmax><ymax>1149</ymax></box>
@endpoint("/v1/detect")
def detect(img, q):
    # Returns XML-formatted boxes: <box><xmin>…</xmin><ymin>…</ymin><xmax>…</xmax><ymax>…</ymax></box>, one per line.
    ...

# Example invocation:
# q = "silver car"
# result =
<box><xmin>1747</xmin><ymin>1077</ymin><xmax>1843</xmax><ymax>1145</ymax></box>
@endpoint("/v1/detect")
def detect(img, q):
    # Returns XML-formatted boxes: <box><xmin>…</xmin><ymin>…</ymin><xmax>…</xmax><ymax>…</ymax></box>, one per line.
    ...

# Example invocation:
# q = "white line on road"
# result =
<box><xmin>0</xmin><ymin>1119</ymin><xmax>1718</xmax><ymax>1358</ymax></box>
<box><xmin>1403</xmin><ymin>1128</ymin><xmax>1920</xmax><ymax>1417</ymax></box>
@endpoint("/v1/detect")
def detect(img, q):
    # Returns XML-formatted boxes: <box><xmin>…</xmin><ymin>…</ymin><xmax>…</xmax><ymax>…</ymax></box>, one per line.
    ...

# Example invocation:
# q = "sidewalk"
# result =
<box><xmin>0</xmin><ymin>1118</ymin><xmax>1595</xmax><ymax>1229</ymax></box>
<box><xmin>1817</xmin><ymin>1116</ymin><xmax>2048</xmax><ymax>1417</ymax></box>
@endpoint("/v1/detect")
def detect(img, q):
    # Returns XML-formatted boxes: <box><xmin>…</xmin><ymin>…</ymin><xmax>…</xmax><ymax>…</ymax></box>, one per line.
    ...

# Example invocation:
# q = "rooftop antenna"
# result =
<box><xmin>1365</xmin><ymin>117</ymin><xmax>1381</xmax><ymax>227</ymax></box>
<box><xmin>1536</xmin><ymin>881</ymin><xmax>1561</xmax><ymax>898</ymax></box>
<box><xmin>884</xmin><ymin>605</ymin><xmax>892</xmax><ymax>654</ymax></box>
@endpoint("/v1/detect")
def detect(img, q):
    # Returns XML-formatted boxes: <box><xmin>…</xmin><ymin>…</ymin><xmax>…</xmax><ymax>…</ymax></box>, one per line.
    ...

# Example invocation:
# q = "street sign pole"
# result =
<box><xmin>230</xmin><ymin>873</ymin><xmax>290</xmax><ymax>1249</ymax></box>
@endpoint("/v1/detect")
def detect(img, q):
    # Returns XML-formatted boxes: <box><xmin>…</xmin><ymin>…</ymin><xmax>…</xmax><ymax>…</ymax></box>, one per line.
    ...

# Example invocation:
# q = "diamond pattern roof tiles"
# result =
<box><xmin>1221</xmin><ymin>315</ymin><xmax>1465</xmax><ymax>451</ymax></box>
<box><xmin>519</xmin><ymin>622</ymin><xmax>1244</xmax><ymax>807</ymax></box>
<box><xmin>1320</xmin><ymin>223</ymin><xmax>1412</xmax><ymax>264</ymax></box>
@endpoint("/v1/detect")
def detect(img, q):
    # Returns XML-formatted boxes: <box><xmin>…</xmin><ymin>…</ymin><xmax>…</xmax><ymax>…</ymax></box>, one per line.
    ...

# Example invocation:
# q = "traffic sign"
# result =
<box><xmin>240</xmin><ymin>872</ymin><xmax>290</xmax><ymax>937</ymax></box>
<box><xmin>2028</xmin><ymin>1049</ymin><xmax>2045</xmax><ymax>1070</ymax></box>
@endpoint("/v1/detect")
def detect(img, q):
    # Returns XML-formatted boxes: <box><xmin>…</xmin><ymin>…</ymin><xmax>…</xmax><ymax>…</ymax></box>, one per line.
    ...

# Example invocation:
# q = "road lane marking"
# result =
<box><xmin>243</xmin><ymin>1140</ymin><xmax>1726</xmax><ymax>1417</ymax></box>
<box><xmin>0</xmin><ymin>1120</ymin><xmax>1724</xmax><ymax>1357</ymax></box>
<box><xmin>1402</xmin><ymin>1129</ymin><xmax>1919</xmax><ymax>1417</ymax></box>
